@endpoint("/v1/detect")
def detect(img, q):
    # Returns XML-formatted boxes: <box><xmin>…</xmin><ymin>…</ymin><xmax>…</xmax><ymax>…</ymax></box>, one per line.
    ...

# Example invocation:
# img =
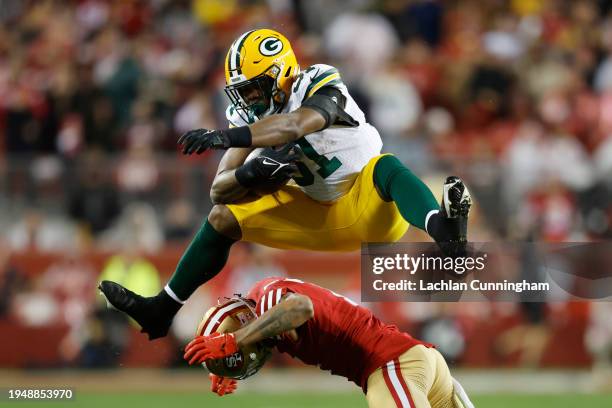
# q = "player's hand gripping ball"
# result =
<box><xmin>239</xmin><ymin>143</ymin><xmax>301</xmax><ymax>195</ymax></box>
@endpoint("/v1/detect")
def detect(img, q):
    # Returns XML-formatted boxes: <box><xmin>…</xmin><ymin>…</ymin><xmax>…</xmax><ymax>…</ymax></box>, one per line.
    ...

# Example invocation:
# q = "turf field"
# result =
<box><xmin>2</xmin><ymin>369</ymin><xmax>611</xmax><ymax>407</ymax></box>
<box><xmin>3</xmin><ymin>391</ymin><xmax>612</xmax><ymax>408</ymax></box>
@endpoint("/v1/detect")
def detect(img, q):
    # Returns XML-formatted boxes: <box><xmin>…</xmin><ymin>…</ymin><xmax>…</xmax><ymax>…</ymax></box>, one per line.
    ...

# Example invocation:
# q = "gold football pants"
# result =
<box><xmin>366</xmin><ymin>345</ymin><xmax>474</xmax><ymax>408</ymax></box>
<box><xmin>226</xmin><ymin>155</ymin><xmax>409</xmax><ymax>251</ymax></box>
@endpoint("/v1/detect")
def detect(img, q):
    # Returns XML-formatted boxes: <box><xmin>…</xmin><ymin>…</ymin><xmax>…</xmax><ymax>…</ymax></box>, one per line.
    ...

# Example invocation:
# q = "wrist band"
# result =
<box><xmin>224</xmin><ymin>126</ymin><xmax>252</xmax><ymax>147</ymax></box>
<box><xmin>235</xmin><ymin>162</ymin><xmax>256</xmax><ymax>188</ymax></box>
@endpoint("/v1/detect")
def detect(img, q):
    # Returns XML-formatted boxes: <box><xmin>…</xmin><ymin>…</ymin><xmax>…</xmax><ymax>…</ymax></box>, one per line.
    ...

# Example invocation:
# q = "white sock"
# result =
<box><xmin>164</xmin><ymin>285</ymin><xmax>186</xmax><ymax>305</ymax></box>
<box><xmin>424</xmin><ymin>209</ymin><xmax>439</xmax><ymax>235</ymax></box>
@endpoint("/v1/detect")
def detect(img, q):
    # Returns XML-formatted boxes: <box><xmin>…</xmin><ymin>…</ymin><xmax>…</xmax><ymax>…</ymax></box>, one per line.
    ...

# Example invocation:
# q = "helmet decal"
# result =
<box><xmin>200</xmin><ymin>299</ymin><xmax>249</xmax><ymax>336</ymax></box>
<box><xmin>259</xmin><ymin>37</ymin><xmax>283</xmax><ymax>56</ymax></box>
<box><xmin>227</xmin><ymin>29</ymin><xmax>257</xmax><ymax>78</ymax></box>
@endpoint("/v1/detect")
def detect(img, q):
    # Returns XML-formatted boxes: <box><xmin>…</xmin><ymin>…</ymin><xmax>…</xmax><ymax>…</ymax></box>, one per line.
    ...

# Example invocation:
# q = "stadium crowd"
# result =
<box><xmin>1</xmin><ymin>0</ymin><xmax>611</xmax><ymax>245</ymax></box>
<box><xmin>0</xmin><ymin>0</ymin><xmax>610</xmax><ymax>372</ymax></box>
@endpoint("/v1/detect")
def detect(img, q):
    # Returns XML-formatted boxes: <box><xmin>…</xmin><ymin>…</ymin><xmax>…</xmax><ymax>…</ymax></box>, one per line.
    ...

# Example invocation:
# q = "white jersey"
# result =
<box><xmin>226</xmin><ymin>64</ymin><xmax>382</xmax><ymax>202</ymax></box>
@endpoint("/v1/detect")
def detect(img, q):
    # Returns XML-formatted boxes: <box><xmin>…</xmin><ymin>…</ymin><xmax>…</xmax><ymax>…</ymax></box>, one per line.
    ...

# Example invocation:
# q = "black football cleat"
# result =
<box><xmin>98</xmin><ymin>281</ymin><xmax>178</xmax><ymax>340</ymax></box>
<box><xmin>428</xmin><ymin>176</ymin><xmax>472</xmax><ymax>256</ymax></box>
<box><xmin>441</xmin><ymin>176</ymin><xmax>471</xmax><ymax>224</ymax></box>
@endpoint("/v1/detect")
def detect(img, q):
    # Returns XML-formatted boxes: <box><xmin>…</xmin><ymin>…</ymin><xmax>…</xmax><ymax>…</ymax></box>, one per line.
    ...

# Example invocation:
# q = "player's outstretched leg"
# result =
<box><xmin>99</xmin><ymin>205</ymin><xmax>240</xmax><ymax>339</ymax></box>
<box><xmin>373</xmin><ymin>155</ymin><xmax>472</xmax><ymax>255</ymax></box>
<box><xmin>98</xmin><ymin>280</ymin><xmax>181</xmax><ymax>340</ymax></box>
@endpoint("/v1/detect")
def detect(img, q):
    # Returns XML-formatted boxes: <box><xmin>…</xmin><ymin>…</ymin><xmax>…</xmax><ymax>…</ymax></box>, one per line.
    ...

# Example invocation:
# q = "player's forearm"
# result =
<box><xmin>248</xmin><ymin>108</ymin><xmax>326</xmax><ymax>147</ymax></box>
<box><xmin>247</xmin><ymin>113</ymin><xmax>303</xmax><ymax>146</ymax></box>
<box><xmin>210</xmin><ymin>170</ymin><xmax>249</xmax><ymax>204</ymax></box>
<box><xmin>234</xmin><ymin>294</ymin><xmax>314</xmax><ymax>347</ymax></box>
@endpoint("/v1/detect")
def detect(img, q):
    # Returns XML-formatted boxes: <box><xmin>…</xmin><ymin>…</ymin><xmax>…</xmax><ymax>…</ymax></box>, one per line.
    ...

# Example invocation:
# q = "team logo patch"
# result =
<box><xmin>224</xmin><ymin>352</ymin><xmax>244</xmax><ymax>369</ymax></box>
<box><xmin>259</xmin><ymin>37</ymin><xmax>283</xmax><ymax>56</ymax></box>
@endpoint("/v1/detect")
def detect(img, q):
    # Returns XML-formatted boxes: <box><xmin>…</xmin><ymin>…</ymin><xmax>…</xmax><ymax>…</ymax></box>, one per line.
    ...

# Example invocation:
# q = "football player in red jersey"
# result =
<box><xmin>184</xmin><ymin>277</ymin><xmax>474</xmax><ymax>408</ymax></box>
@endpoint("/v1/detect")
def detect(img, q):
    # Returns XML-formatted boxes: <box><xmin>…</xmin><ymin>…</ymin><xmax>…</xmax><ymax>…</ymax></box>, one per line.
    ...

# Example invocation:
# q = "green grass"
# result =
<box><xmin>472</xmin><ymin>393</ymin><xmax>612</xmax><ymax>407</ymax></box>
<box><xmin>2</xmin><ymin>392</ymin><xmax>611</xmax><ymax>408</ymax></box>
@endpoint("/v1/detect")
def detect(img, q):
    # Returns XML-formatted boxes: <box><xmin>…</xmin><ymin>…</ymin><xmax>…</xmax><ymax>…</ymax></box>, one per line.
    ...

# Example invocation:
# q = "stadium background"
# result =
<box><xmin>0</xmin><ymin>0</ymin><xmax>610</xmax><ymax>406</ymax></box>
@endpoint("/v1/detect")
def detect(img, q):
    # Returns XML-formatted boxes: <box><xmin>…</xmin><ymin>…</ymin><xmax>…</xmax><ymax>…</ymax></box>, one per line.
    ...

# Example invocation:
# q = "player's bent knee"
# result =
<box><xmin>208</xmin><ymin>204</ymin><xmax>242</xmax><ymax>241</ymax></box>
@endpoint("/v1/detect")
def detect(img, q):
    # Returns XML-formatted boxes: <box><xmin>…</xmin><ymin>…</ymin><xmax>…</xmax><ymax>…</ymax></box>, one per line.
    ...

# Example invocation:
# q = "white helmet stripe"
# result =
<box><xmin>202</xmin><ymin>301</ymin><xmax>244</xmax><ymax>336</ymax></box>
<box><xmin>229</xmin><ymin>30</ymin><xmax>256</xmax><ymax>75</ymax></box>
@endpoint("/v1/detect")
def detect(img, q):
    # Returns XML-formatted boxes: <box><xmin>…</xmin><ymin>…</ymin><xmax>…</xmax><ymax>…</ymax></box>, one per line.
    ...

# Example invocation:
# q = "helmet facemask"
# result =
<box><xmin>225</xmin><ymin>65</ymin><xmax>285</xmax><ymax>123</ymax></box>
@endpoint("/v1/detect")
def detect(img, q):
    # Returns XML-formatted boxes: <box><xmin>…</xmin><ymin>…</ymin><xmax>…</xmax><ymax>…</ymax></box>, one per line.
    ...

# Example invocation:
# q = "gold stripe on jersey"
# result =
<box><xmin>306</xmin><ymin>73</ymin><xmax>341</xmax><ymax>98</ymax></box>
<box><xmin>305</xmin><ymin>68</ymin><xmax>342</xmax><ymax>98</ymax></box>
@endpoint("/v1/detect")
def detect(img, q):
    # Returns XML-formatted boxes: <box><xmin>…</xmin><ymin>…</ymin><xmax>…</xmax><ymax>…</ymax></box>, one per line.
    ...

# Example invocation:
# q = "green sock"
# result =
<box><xmin>373</xmin><ymin>155</ymin><xmax>439</xmax><ymax>230</ymax></box>
<box><xmin>168</xmin><ymin>220</ymin><xmax>236</xmax><ymax>301</ymax></box>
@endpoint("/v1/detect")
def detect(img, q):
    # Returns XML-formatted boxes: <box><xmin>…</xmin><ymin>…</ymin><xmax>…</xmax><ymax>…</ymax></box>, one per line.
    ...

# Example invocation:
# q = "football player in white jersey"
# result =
<box><xmin>100</xmin><ymin>29</ymin><xmax>472</xmax><ymax>340</ymax></box>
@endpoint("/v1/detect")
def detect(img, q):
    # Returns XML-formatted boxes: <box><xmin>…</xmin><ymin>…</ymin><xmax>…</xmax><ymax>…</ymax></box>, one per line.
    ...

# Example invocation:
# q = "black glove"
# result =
<box><xmin>178</xmin><ymin>126</ymin><xmax>252</xmax><ymax>155</ymax></box>
<box><xmin>235</xmin><ymin>144</ymin><xmax>300</xmax><ymax>189</ymax></box>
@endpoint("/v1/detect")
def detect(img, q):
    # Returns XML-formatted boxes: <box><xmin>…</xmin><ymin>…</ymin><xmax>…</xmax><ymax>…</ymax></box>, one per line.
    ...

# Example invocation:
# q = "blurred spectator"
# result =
<box><xmin>163</xmin><ymin>198</ymin><xmax>197</xmax><ymax>241</ymax></box>
<box><xmin>494</xmin><ymin>242</ymin><xmax>551</xmax><ymax>368</ymax></box>
<box><xmin>0</xmin><ymin>242</ymin><xmax>24</xmax><ymax>318</ymax></box>
<box><xmin>73</xmin><ymin>307</ymin><xmax>130</xmax><ymax>368</ymax></box>
<box><xmin>116</xmin><ymin>145</ymin><xmax>160</xmax><ymax>199</ymax></box>
<box><xmin>42</xmin><ymin>248</ymin><xmax>98</xmax><ymax>366</ymax></box>
<box><xmin>13</xmin><ymin>284</ymin><xmax>59</xmax><ymax>327</ymax></box>
<box><xmin>173</xmin><ymin>89</ymin><xmax>217</xmax><ymax>136</ymax></box>
<box><xmin>67</xmin><ymin>248</ymin><xmax>161</xmax><ymax>367</ymax></box>
<box><xmin>225</xmin><ymin>245</ymin><xmax>287</xmax><ymax>296</ymax></box>
<box><xmin>68</xmin><ymin>151</ymin><xmax>120</xmax><ymax>235</ymax></box>
<box><xmin>382</xmin><ymin>0</ymin><xmax>443</xmax><ymax>47</ymax></box>
<box><xmin>517</xmin><ymin>183</ymin><xmax>579</xmax><ymax>242</ymax></box>
<box><xmin>366</xmin><ymin>62</ymin><xmax>422</xmax><ymax>140</ymax></box>
<box><xmin>72</xmin><ymin>250</ymin><xmax>162</xmax><ymax>367</ymax></box>
<box><xmin>73</xmin><ymin>61</ymin><xmax>119</xmax><ymax>152</ymax></box>
<box><xmin>585</xmin><ymin>302</ymin><xmax>612</xmax><ymax>390</ymax></box>
<box><xmin>7</xmin><ymin>209</ymin><xmax>79</xmax><ymax>252</ymax></box>
<box><xmin>98</xmin><ymin>252</ymin><xmax>161</xmax><ymax>299</ymax></box>
<box><xmin>324</xmin><ymin>11</ymin><xmax>399</xmax><ymax>81</ymax></box>
<box><xmin>40</xmin><ymin>251</ymin><xmax>96</xmax><ymax>327</ymax></box>
<box><xmin>99</xmin><ymin>202</ymin><xmax>164</xmax><ymax>252</ymax></box>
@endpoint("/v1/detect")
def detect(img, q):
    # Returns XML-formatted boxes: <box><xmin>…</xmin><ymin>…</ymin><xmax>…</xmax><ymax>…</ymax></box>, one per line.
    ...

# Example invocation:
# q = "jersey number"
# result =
<box><xmin>293</xmin><ymin>138</ymin><xmax>342</xmax><ymax>186</ymax></box>
<box><xmin>292</xmin><ymin>66</ymin><xmax>318</xmax><ymax>94</ymax></box>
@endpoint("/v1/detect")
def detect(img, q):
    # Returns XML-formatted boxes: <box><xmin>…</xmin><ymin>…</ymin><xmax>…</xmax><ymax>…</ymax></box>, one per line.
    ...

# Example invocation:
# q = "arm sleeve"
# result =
<box><xmin>301</xmin><ymin>86</ymin><xmax>359</xmax><ymax>129</ymax></box>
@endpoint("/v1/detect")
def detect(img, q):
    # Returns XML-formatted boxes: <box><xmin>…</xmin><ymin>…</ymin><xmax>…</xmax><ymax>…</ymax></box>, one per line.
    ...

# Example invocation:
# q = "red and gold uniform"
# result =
<box><xmin>247</xmin><ymin>278</ymin><xmax>474</xmax><ymax>408</ymax></box>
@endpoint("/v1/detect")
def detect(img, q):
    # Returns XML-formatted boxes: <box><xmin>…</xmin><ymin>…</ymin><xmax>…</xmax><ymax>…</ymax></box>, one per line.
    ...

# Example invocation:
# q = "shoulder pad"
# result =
<box><xmin>291</xmin><ymin>64</ymin><xmax>344</xmax><ymax>103</ymax></box>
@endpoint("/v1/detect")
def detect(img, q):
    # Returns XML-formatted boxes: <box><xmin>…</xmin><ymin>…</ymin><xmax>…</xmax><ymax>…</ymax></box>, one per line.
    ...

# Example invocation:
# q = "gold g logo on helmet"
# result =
<box><xmin>224</xmin><ymin>29</ymin><xmax>299</xmax><ymax>121</ymax></box>
<box><xmin>259</xmin><ymin>37</ymin><xmax>283</xmax><ymax>56</ymax></box>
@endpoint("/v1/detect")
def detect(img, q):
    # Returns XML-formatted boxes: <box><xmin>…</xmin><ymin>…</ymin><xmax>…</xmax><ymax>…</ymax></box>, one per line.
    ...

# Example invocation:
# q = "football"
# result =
<box><xmin>245</xmin><ymin>147</ymin><xmax>293</xmax><ymax>196</ymax></box>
